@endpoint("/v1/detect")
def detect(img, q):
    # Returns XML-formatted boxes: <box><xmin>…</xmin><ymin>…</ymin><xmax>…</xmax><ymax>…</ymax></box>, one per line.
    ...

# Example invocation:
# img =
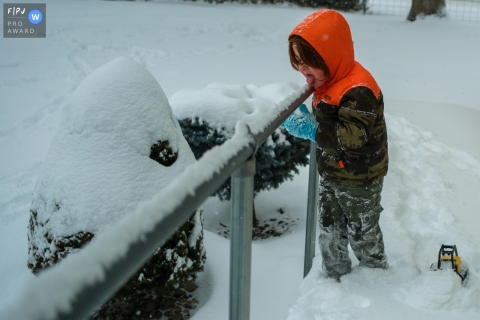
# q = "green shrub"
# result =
<box><xmin>177</xmin><ymin>117</ymin><xmax>310</xmax><ymax>201</ymax></box>
<box><xmin>28</xmin><ymin>140</ymin><xmax>206</xmax><ymax>319</ymax></box>
<box><xmin>91</xmin><ymin>211</ymin><xmax>206</xmax><ymax>320</ymax></box>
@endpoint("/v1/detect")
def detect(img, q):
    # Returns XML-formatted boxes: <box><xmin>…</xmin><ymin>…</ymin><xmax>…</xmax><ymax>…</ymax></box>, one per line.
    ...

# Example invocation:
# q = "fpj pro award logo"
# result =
<box><xmin>3</xmin><ymin>3</ymin><xmax>46</xmax><ymax>38</ymax></box>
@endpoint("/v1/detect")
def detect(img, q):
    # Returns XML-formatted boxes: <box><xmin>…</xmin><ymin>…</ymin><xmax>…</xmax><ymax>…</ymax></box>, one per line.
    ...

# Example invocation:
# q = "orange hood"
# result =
<box><xmin>289</xmin><ymin>9</ymin><xmax>380</xmax><ymax>106</ymax></box>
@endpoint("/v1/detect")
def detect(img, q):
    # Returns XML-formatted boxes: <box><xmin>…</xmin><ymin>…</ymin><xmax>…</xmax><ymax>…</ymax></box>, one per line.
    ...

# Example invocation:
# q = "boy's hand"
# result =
<box><xmin>281</xmin><ymin>104</ymin><xmax>318</xmax><ymax>141</ymax></box>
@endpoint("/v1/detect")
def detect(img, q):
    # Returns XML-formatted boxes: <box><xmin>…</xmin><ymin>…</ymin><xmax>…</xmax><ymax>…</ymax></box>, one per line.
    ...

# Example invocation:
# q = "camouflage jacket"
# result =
<box><xmin>313</xmin><ymin>86</ymin><xmax>388</xmax><ymax>187</ymax></box>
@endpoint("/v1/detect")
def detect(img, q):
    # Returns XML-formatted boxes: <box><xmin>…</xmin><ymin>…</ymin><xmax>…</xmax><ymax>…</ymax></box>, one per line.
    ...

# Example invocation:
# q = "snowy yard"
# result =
<box><xmin>1</xmin><ymin>0</ymin><xmax>480</xmax><ymax>319</ymax></box>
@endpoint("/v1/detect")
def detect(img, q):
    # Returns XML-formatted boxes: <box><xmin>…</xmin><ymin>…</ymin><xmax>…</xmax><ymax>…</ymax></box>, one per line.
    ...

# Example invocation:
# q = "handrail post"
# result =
<box><xmin>303</xmin><ymin>141</ymin><xmax>319</xmax><ymax>278</ymax></box>
<box><xmin>229</xmin><ymin>156</ymin><xmax>255</xmax><ymax>320</ymax></box>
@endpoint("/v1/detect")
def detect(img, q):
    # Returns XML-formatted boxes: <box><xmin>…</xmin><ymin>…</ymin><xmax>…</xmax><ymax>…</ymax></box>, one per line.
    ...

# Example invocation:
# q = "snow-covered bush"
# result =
<box><xmin>93</xmin><ymin>211</ymin><xmax>206</xmax><ymax>320</ymax></box>
<box><xmin>177</xmin><ymin>117</ymin><xmax>310</xmax><ymax>201</ymax></box>
<box><xmin>170</xmin><ymin>83</ymin><xmax>310</xmax><ymax>233</ymax></box>
<box><xmin>27</xmin><ymin>57</ymin><xmax>205</xmax><ymax>318</ymax></box>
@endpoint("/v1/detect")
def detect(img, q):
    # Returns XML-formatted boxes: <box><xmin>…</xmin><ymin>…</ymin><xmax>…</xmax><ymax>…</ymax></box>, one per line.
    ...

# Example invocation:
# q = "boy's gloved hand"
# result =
<box><xmin>281</xmin><ymin>104</ymin><xmax>318</xmax><ymax>142</ymax></box>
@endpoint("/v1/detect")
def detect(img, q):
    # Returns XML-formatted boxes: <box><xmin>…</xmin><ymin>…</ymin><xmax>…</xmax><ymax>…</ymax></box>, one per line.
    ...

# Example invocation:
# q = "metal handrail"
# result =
<box><xmin>0</xmin><ymin>86</ymin><xmax>315</xmax><ymax>320</ymax></box>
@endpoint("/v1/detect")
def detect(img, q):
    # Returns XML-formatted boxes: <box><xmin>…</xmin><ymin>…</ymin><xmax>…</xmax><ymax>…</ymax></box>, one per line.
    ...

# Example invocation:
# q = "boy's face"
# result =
<box><xmin>293</xmin><ymin>46</ymin><xmax>327</xmax><ymax>89</ymax></box>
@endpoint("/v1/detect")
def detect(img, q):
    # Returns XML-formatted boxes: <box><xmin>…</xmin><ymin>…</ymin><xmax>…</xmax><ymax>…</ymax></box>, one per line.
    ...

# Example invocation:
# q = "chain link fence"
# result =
<box><xmin>365</xmin><ymin>0</ymin><xmax>480</xmax><ymax>22</ymax></box>
<box><xmin>180</xmin><ymin>0</ymin><xmax>479</xmax><ymax>22</ymax></box>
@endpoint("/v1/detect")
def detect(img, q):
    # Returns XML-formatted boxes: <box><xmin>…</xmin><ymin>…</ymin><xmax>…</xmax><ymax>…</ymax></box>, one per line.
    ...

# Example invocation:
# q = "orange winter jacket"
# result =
<box><xmin>289</xmin><ymin>10</ymin><xmax>388</xmax><ymax>186</ymax></box>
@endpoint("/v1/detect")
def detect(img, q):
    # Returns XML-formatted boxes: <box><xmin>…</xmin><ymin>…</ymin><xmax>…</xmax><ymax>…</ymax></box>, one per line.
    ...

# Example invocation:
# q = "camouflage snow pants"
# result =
<box><xmin>318</xmin><ymin>178</ymin><xmax>388</xmax><ymax>278</ymax></box>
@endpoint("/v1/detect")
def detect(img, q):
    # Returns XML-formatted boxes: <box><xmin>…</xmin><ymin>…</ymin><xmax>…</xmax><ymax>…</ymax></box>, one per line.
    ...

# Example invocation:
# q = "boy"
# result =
<box><xmin>282</xmin><ymin>9</ymin><xmax>388</xmax><ymax>280</ymax></box>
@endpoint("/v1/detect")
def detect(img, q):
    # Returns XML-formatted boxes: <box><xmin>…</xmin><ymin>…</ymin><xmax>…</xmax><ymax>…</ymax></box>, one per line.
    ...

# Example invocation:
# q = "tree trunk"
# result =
<box><xmin>407</xmin><ymin>0</ymin><xmax>446</xmax><ymax>21</ymax></box>
<box><xmin>253</xmin><ymin>202</ymin><xmax>259</xmax><ymax>227</ymax></box>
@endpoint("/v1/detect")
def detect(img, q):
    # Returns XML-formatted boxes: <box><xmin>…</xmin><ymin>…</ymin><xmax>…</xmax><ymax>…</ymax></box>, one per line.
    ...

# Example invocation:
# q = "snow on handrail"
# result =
<box><xmin>0</xmin><ymin>86</ymin><xmax>313</xmax><ymax>320</ymax></box>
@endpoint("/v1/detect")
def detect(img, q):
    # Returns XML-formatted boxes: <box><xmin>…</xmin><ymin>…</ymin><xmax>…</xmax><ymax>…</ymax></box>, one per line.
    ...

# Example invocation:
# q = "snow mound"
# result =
<box><xmin>29</xmin><ymin>56</ymin><xmax>196</xmax><ymax>266</ymax></box>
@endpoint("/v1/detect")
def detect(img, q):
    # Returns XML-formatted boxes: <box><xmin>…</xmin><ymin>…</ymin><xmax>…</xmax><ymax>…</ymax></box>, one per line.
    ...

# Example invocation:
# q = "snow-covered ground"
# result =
<box><xmin>1</xmin><ymin>0</ymin><xmax>480</xmax><ymax>319</ymax></box>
